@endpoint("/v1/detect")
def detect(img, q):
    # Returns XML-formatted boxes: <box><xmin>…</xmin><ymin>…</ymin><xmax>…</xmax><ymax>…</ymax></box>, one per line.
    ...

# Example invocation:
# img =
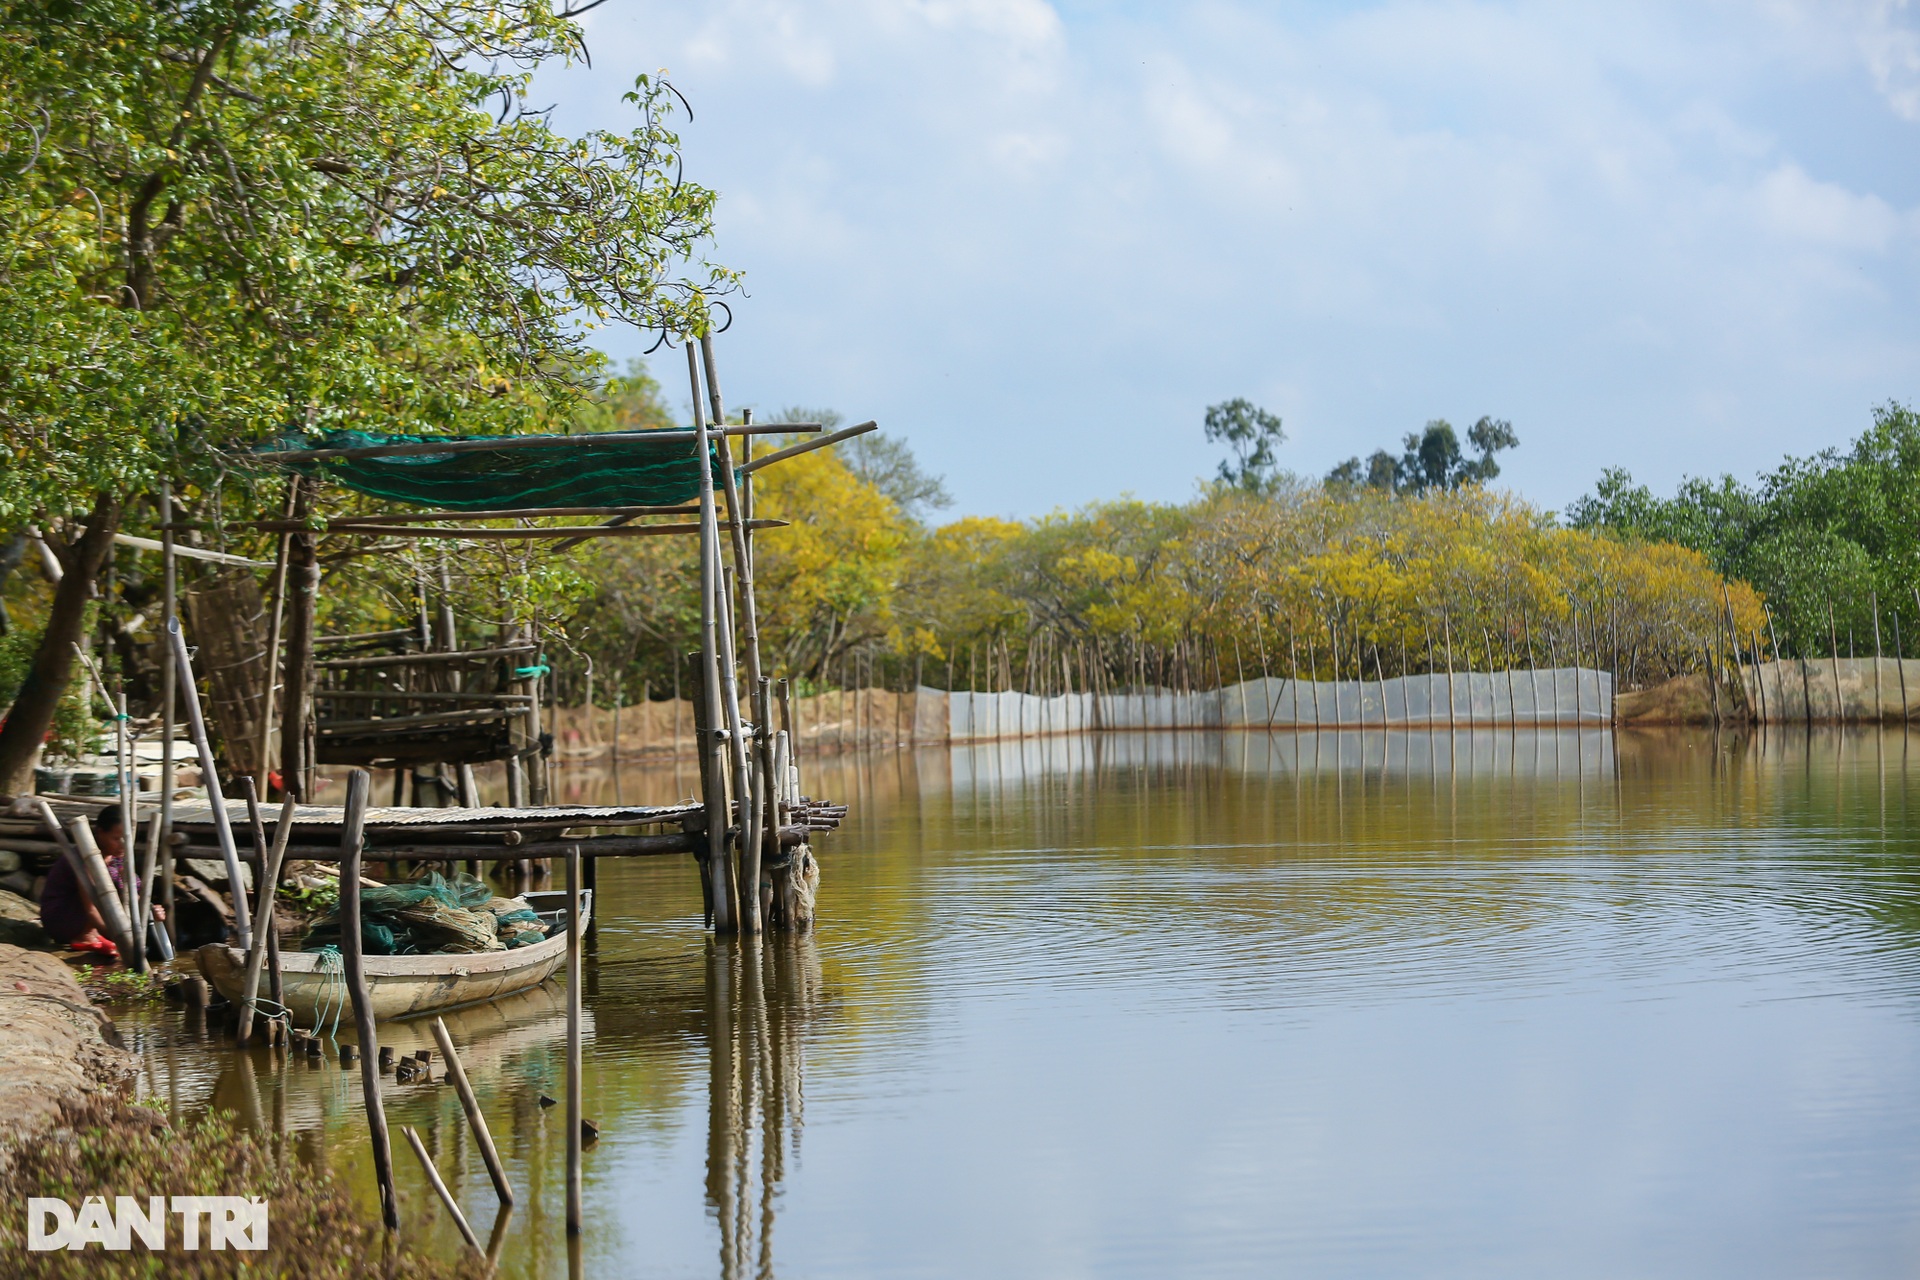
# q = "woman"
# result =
<box><xmin>38</xmin><ymin>804</ymin><xmax>163</xmax><ymax>961</ymax></box>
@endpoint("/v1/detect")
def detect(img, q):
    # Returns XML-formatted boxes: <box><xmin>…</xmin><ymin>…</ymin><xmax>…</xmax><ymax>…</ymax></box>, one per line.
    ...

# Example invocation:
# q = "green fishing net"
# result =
<box><xmin>267</xmin><ymin>430</ymin><xmax>724</xmax><ymax>511</ymax></box>
<box><xmin>304</xmin><ymin>871</ymin><xmax>549</xmax><ymax>955</ymax></box>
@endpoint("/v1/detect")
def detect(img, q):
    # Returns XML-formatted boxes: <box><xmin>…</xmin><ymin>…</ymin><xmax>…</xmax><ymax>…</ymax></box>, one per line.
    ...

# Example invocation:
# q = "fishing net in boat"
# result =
<box><xmin>304</xmin><ymin>872</ymin><xmax>546</xmax><ymax>955</ymax></box>
<box><xmin>485</xmin><ymin>896</ymin><xmax>550</xmax><ymax>948</ymax></box>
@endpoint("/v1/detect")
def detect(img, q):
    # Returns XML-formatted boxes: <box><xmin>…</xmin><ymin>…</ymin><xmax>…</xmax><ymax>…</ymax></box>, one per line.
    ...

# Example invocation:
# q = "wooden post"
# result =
<box><xmin>701</xmin><ymin>339</ymin><xmax>768</xmax><ymax>935</ymax></box>
<box><xmin>168</xmin><ymin>618</ymin><xmax>252</xmax><ymax>948</ymax></box>
<box><xmin>255</xmin><ymin>482</ymin><xmax>298</xmax><ymax>787</ymax></box>
<box><xmin>688</xmin><ymin>656</ymin><xmax>720</xmax><ymax>930</ymax></box>
<box><xmin>136</xmin><ymin>812</ymin><xmax>164</xmax><ymax>963</ymax></box>
<box><xmin>339</xmin><ymin>770</ymin><xmax>399</xmax><ymax>1231</ymax></box>
<box><xmin>235</xmin><ymin>788</ymin><xmax>296</xmax><ymax>1048</ymax></box>
<box><xmin>401</xmin><ymin>1127</ymin><xmax>482</xmax><ymax>1254</ymax></box>
<box><xmin>688</xmin><ymin>342</ymin><xmax>740</xmax><ymax>932</ymax></box>
<box><xmin>1829</xmin><ymin>599</ymin><xmax>1844</xmax><ymax>723</ymax></box>
<box><xmin>280</xmin><ymin>479</ymin><xmax>318</xmax><ymax>800</ymax></box>
<box><xmin>159</xmin><ymin>483</ymin><xmax>178</xmax><ymax>947</ymax></box>
<box><xmin>565</xmin><ymin>843</ymin><xmax>584</xmax><ymax>1235</ymax></box>
<box><xmin>1896</xmin><ymin>610</ymin><xmax>1910</xmax><ymax>723</ymax></box>
<box><xmin>1874</xmin><ymin>592</ymin><xmax>1886</xmax><ymax>722</ymax></box>
<box><xmin>432</xmin><ymin>1016</ymin><xmax>514</xmax><ymax>1206</ymax></box>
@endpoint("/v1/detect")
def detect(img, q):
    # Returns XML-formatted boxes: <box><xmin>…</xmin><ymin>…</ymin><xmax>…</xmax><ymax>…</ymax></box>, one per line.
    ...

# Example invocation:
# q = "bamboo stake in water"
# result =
<box><xmin>339</xmin><ymin>771</ymin><xmax>398</xmax><ymax>1231</ymax></box>
<box><xmin>565</xmin><ymin>843</ymin><xmax>585</xmax><ymax>1235</ymax></box>
<box><xmin>401</xmin><ymin>1126</ymin><xmax>481</xmax><ymax>1255</ymax></box>
<box><xmin>432</xmin><ymin>1016</ymin><xmax>514</xmax><ymax>1206</ymax></box>
<box><xmin>166</xmin><ymin>618</ymin><xmax>252</xmax><ymax>948</ymax></box>
<box><xmin>235</xmin><ymin>788</ymin><xmax>297</xmax><ymax>1048</ymax></box>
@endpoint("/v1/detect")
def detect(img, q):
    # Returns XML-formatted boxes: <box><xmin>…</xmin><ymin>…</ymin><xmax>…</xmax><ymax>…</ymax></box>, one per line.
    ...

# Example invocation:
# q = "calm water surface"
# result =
<box><xmin>127</xmin><ymin>728</ymin><xmax>1920</xmax><ymax>1277</ymax></box>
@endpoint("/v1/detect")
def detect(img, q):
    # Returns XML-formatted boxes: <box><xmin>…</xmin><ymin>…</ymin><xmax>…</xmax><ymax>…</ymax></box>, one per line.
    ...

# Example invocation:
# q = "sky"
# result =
<box><xmin>541</xmin><ymin>0</ymin><xmax>1920</xmax><ymax>519</ymax></box>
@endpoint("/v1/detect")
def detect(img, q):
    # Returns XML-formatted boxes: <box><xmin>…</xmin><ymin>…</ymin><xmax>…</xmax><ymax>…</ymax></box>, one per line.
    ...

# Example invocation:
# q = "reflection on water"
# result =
<box><xmin>120</xmin><ymin>728</ymin><xmax>1920</xmax><ymax>1278</ymax></box>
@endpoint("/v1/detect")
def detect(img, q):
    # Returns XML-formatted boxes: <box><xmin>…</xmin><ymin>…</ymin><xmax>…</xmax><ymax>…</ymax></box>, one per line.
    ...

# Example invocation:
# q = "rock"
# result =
<box><xmin>0</xmin><ymin>889</ymin><xmax>36</xmax><ymax>922</ymax></box>
<box><xmin>0</xmin><ymin>944</ymin><xmax>137</xmax><ymax>1163</ymax></box>
<box><xmin>0</xmin><ymin>919</ymin><xmax>51</xmax><ymax>950</ymax></box>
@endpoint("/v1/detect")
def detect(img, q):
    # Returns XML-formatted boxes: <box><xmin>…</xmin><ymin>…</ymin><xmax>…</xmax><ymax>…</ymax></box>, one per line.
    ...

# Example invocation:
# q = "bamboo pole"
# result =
<box><xmin>400</xmin><ymin>1127</ymin><xmax>482</xmax><ymax>1255</ymax></box>
<box><xmin>1829</xmin><ymin>599</ymin><xmax>1844</xmax><ymax>723</ymax></box>
<box><xmin>688</xmin><ymin>341</ymin><xmax>734</xmax><ymax>933</ymax></box>
<box><xmin>254</xmin><ymin>483</ymin><xmax>298</xmax><ymax>784</ymax></box>
<box><xmin>1874</xmin><ymin>592</ymin><xmax>1886</xmax><ymax>722</ymax></box>
<box><xmin>136</xmin><ymin>811</ymin><xmax>166</xmax><ymax>964</ymax></box>
<box><xmin>159</xmin><ymin>484</ymin><xmax>178</xmax><ymax>946</ymax></box>
<box><xmin>565</xmin><ymin>843</ymin><xmax>584</xmax><ymax>1235</ymax></box>
<box><xmin>339</xmin><ymin>770</ymin><xmax>399</xmax><ymax>1231</ymax></box>
<box><xmin>67</xmin><ymin>818</ymin><xmax>137</xmax><ymax>960</ymax></box>
<box><xmin>235</xmin><ymin>788</ymin><xmax>296</xmax><ymax>1048</ymax></box>
<box><xmin>432</xmin><ymin>1016</ymin><xmax>514</xmax><ymax>1206</ymax></box>
<box><xmin>167</xmin><ymin>618</ymin><xmax>252</xmax><ymax>947</ymax></box>
<box><xmin>280</xmin><ymin>479</ymin><xmax>320</xmax><ymax>799</ymax></box>
<box><xmin>1896</xmin><ymin>610</ymin><xmax>1910</xmax><ymax>723</ymax></box>
<box><xmin>704</xmin><ymin>343</ymin><xmax>766</xmax><ymax>936</ymax></box>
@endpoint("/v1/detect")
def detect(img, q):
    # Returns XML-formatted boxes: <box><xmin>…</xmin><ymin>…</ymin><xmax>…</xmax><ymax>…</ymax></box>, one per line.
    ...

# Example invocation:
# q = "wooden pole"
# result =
<box><xmin>254</xmin><ymin>483</ymin><xmax>298</xmax><ymax>785</ymax></box>
<box><xmin>689</xmin><ymin>341</ymin><xmax>740</xmax><ymax>932</ymax></box>
<box><xmin>67</xmin><ymin>818</ymin><xmax>136</xmax><ymax>960</ymax></box>
<box><xmin>167</xmin><ymin>618</ymin><xmax>252</xmax><ymax>947</ymax></box>
<box><xmin>235</xmin><ymin>788</ymin><xmax>296</xmax><ymax>1048</ymax></box>
<box><xmin>1874</xmin><ymin>592</ymin><xmax>1886</xmax><ymax>722</ymax></box>
<box><xmin>687</xmin><ymin>656</ymin><xmax>717</xmax><ymax>929</ymax></box>
<box><xmin>401</xmin><ymin>1127</ymin><xmax>482</xmax><ymax>1255</ymax></box>
<box><xmin>280</xmin><ymin>479</ymin><xmax>319</xmax><ymax>799</ymax></box>
<box><xmin>339</xmin><ymin>770</ymin><xmax>399</xmax><ymax>1231</ymax></box>
<box><xmin>1896</xmin><ymin>610</ymin><xmax>1910</xmax><ymax>723</ymax></box>
<box><xmin>1829</xmin><ymin>598</ymin><xmax>1844</xmax><ymax>723</ymax></box>
<box><xmin>565</xmin><ymin>843</ymin><xmax>584</xmax><ymax>1235</ymax></box>
<box><xmin>159</xmin><ymin>483</ymin><xmax>178</xmax><ymax>947</ymax></box>
<box><xmin>432</xmin><ymin>1016</ymin><xmax>514</xmax><ymax>1207</ymax></box>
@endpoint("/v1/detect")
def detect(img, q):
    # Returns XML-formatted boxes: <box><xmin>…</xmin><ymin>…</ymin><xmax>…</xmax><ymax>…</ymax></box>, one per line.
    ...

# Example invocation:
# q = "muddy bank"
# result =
<box><xmin>0</xmin><ymin>943</ymin><xmax>137</xmax><ymax>1159</ymax></box>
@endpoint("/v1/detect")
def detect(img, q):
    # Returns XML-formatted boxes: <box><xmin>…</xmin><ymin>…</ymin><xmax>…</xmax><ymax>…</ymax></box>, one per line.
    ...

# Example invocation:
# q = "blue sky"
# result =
<box><xmin>542</xmin><ymin>1</ymin><xmax>1920</xmax><ymax>518</ymax></box>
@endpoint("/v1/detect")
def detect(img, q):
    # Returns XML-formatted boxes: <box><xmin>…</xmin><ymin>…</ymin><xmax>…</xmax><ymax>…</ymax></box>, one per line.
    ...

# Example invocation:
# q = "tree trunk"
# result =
<box><xmin>0</xmin><ymin>495</ymin><xmax>123</xmax><ymax>794</ymax></box>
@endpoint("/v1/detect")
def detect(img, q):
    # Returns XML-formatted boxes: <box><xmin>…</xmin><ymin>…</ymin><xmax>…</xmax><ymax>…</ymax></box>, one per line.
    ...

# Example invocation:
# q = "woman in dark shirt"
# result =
<box><xmin>39</xmin><ymin>804</ymin><xmax>162</xmax><ymax>959</ymax></box>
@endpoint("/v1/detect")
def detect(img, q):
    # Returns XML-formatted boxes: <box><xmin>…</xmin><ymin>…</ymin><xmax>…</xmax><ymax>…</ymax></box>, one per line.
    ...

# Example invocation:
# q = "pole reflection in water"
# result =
<box><xmin>705</xmin><ymin>932</ymin><xmax>822</xmax><ymax>1280</ymax></box>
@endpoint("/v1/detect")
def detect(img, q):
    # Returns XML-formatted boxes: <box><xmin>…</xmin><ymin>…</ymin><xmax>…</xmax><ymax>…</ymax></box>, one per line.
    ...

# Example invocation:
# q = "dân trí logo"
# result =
<box><xmin>26</xmin><ymin>1196</ymin><xmax>268</xmax><ymax>1251</ymax></box>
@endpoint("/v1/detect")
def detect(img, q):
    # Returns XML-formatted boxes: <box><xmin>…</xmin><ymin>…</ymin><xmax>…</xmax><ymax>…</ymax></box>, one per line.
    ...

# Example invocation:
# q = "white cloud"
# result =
<box><xmin>545</xmin><ymin>0</ymin><xmax>1920</xmax><ymax>515</ymax></box>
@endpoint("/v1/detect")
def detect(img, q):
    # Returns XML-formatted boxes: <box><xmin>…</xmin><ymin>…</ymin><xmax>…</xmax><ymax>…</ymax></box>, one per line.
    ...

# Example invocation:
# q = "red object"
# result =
<box><xmin>69</xmin><ymin>934</ymin><xmax>119</xmax><ymax>962</ymax></box>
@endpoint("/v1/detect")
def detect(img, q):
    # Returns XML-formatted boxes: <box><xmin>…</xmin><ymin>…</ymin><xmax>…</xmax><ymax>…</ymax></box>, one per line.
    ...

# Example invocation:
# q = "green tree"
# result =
<box><xmin>1204</xmin><ymin>399</ymin><xmax>1289</xmax><ymax>495</ymax></box>
<box><xmin>0</xmin><ymin>0</ymin><xmax>731</xmax><ymax>788</ymax></box>
<box><xmin>1567</xmin><ymin>403</ymin><xmax>1920</xmax><ymax>655</ymax></box>
<box><xmin>1330</xmin><ymin>417</ymin><xmax>1518</xmax><ymax>493</ymax></box>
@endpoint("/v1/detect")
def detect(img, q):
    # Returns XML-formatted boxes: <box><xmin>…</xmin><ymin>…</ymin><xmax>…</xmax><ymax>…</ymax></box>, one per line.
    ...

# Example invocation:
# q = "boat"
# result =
<box><xmin>194</xmin><ymin>888</ymin><xmax>590</xmax><ymax>1023</ymax></box>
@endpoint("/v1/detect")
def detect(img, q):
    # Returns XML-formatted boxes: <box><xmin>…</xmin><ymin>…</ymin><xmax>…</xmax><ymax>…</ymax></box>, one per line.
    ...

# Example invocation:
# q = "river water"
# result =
<box><xmin>123</xmin><ymin>728</ymin><xmax>1920</xmax><ymax>1277</ymax></box>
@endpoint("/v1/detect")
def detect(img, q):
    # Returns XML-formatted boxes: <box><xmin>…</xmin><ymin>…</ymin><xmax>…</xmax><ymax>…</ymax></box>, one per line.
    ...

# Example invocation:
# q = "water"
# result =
<box><xmin>123</xmin><ymin>728</ymin><xmax>1920</xmax><ymax>1277</ymax></box>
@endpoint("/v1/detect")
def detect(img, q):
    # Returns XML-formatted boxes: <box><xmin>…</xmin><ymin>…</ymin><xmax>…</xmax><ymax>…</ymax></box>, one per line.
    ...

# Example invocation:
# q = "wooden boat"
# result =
<box><xmin>195</xmin><ymin>889</ymin><xmax>590</xmax><ymax>1023</ymax></box>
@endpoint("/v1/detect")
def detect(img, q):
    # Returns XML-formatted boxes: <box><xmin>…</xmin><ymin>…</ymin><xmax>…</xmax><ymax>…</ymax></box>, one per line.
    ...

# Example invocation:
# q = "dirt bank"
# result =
<box><xmin>0</xmin><ymin>943</ymin><xmax>137</xmax><ymax>1159</ymax></box>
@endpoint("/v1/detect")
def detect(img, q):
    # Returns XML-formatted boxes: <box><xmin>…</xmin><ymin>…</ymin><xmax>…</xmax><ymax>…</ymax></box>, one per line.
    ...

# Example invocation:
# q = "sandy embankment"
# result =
<box><xmin>0</xmin><ymin>942</ymin><xmax>139</xmax><ymax>1159</ymax></box>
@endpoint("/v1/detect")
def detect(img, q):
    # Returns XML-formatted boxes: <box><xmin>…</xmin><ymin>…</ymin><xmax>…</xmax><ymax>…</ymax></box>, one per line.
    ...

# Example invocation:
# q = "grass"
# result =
<box><xmin>0</xmin><ymin>1097</ymin><xmax>467</xmax><ymax>1278</ymax></box>
<box><xmin>75</xmin><ymin>965</ymin><xmax>169</xmax><ymax>1006</ymax></box>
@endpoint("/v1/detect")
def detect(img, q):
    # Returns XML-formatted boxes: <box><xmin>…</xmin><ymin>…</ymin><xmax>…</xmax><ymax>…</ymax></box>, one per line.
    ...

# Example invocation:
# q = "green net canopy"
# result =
<box><xmin>270</xmin><ymin>430</ymin><xmax>723</xmax><ymax>511</ymax></box>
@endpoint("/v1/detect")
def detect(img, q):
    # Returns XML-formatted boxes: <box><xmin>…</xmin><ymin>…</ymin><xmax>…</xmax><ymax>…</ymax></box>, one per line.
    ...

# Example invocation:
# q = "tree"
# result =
<box><xmin>1204</xmin><ymin>399</ymin><xmax>1288</xmax><ymax>495</ymax></box>
<box><xmin>1567</xmin><ymin>403</ymin><xmax>1920</xmax><ymax>656</ymax></box>
<box><xmin>779</xmin><ymin>408</ymin><xmax>952</xmax><ymax>524</ymax></box>
<box><xmin>0</xmin><ymin>0</ymin><xmax>731</xmax><ymax>788</ymax></box>
<box><xmin>1328</xmin><ymin>416</ymin><xmax>1519</xmax><ymax>494</ymax></box>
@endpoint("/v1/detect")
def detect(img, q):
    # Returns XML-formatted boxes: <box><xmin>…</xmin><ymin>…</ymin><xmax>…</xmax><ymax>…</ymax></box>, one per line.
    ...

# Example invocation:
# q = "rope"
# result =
<box><xmin>308</xmin><ymin>946</ymin><xmax>347</xmax><ymax>1043</ymax></box>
